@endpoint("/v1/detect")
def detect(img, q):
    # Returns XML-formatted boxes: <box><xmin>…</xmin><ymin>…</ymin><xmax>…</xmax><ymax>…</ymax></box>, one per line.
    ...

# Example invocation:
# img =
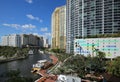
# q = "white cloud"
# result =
<box><xmin>45</xmin><ymin>32</ymin><xmax>51</xmax><ymax>37</ymax></box>
<box><xmin>3</xmin><ymin>23</ymin><xmax>36</xmax><ymax>29</ymax></box>
<box><xmin>40</xmin><ymin>32</ymin><xmax>51</xmax><ymax>38</ymax></box>
<box><xmin>32</xmin><ymin>33</ymin><xmax>41</xmax><ymax>37</ymax></box>
<box><xmin>26</xmin><ymin>0</ymin><xmax>33</xmax><ymax>4</ymax></box>
<box><xmin>26</xmin><ymin>14</ymin><xmax>34</xmax><ymax>20</ymax></box>
<box><xmin>26</xmin><ymin>14</ymin><xmax>43</xmax><ymax>23</ymax></box>
<box><xmin>3</xmin><ymin>23</ymin><xmax>20</xmax><ymax>29</ymax></box>
<box><xmin>40</xmin><ymin>27</ymin><xmax>48</xmax><ymax>32</ymax></box>
<box><xmin>22</xmin><ymin>24</ymin><xmax>36</xmax><ymax>29</ymax></box>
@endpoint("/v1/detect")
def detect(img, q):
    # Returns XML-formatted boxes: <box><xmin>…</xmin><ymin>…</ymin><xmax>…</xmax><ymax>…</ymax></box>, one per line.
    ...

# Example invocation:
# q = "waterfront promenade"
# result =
<box><xmin>35</xmin><ymin>54</ymin><xmax>58</xmax><ymax>82</ymax></box>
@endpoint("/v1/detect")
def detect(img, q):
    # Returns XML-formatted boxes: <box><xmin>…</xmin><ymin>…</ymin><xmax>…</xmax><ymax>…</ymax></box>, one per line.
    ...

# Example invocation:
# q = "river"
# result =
<box><xmin>0</xmin><ymin>52</ymin><xmax>50</xmax><ymax>81</ymax></box>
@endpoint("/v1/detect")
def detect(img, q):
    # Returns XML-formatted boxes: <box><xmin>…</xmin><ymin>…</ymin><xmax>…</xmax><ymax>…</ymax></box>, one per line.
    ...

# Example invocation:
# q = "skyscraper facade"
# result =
<box><xmin>66</xmin><ymin>0</ymin><xmax>120</xmax><ymax>53</ymax></box>
<box><xmin>52</xmin><ymin>5</ymin><xmax>66</xmax><ymax>50</ymax></box>
<box><xmin>20</xmin><ymin>34</ymin><xmax>43</xmax><ymax>47</ymax></box>
<box><xmin>2</xmin><ymin>34</ymin><xmax>21</xmax><ymax>47</ymax></box>
<box><xmin>43</xmin><ymin>38</ymin><xmax>49</xmax><ymax>48</ymax></box>
<box><xmin>1</xmin><ymin>34</ymin><xmax>44</xmax><ymax>48</ymax></box>
<box><xmin>1</xmin><ymin>35</ymin><xmax>9</xmax><ymax>46</ymax></box>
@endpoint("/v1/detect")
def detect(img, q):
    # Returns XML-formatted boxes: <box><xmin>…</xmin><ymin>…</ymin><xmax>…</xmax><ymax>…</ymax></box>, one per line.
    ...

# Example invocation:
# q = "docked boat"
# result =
<box><xmin>31</xmin><ymin>59</ymin><xmax>47</xmax><ymax>73</ymax></box>
<box><xmin>31</xmin><ymin>67</ymin><xmax>40</xmax><ymax>73</ymax></box>
<box><xmin>33</xmin><ymin>59</ymin><xmax>47</xmax><ymax>68</ymax></box>
<box><xmin>28</xmin><ymin>50</ymin><xmax>34</xmax><ymax>55</ymax></box>
<box><xmin>38</xmin><ymin>49</ymin><xmax>44</xmax><ymax>54</ymax></box>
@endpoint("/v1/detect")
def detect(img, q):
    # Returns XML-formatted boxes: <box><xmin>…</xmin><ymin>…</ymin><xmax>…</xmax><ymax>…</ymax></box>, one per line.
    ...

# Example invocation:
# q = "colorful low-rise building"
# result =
<box><xmin>74</xmin><ymin>37</ymin><xmax>120</xmax><ymax>59</ymax></box>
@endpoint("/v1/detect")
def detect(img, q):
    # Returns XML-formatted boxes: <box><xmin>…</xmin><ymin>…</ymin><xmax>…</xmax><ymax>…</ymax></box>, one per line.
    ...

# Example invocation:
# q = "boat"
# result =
<box><xmin>28</xmin><ymin>50</ymin><xmax>34</xmax><ymax>55</ymax></box>
<box><xmin>31</xmin><ymin>67</ymin><xmax>40</xmax><ymax>73</ymax></box>
<box><xmin>31</xmin><ymin>59</ymin><xmax>48</xmax><ymax>73</ymax></box>
<box><xmin>38</xmin><ymin>49</ymin><xmax>44</xmax><ymax>54</ymax></box>
<box><xmin>33</xmin><ymin>59</ymin><xmax>47</xmax><ymax>68</ymax></box>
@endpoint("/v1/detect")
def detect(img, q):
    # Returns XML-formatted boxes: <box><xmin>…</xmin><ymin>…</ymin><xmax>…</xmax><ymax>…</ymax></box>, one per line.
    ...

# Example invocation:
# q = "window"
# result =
<box><xmin>114</xmin><ymin>52</ymin><xmax>116</xmax><ymax>54</ymax></box>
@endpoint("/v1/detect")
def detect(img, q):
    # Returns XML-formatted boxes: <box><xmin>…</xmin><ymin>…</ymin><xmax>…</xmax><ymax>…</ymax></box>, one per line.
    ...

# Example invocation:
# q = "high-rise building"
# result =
<box><xmin>39</xmin><ymin>36</ymin><xmax>44</xmax><ymax>47</ymax></box>
<box><xmin>1</xmin><ymin>34</ymin><xmax>44</xmax><ymax>48</ymax></box>
<box><xmin>1</xmin><ymin>35</ymin><xmax>9</xmax><ymax>46</ymax></box>
<box><xmin>2</xmin><ymin>34</ymin><xmax>21</xmax><ymax>47</ymax></box>
<box><xmin>43</xmin><ymin>38</ymin><xmax>49</xmax><ymax>48</ymax></box>
<box><xmin>21</xmin><ymin>34</ymin><xmax>29</xmax><ymax>47</ymax></box>
<box><xmin>52</xmin><ymin>5</ymin><xmax>66</xmax><ymax>50</ymax></box>
<box><xmin>66</xmin><ymin>0</ymin><xmax>120</xmax><ymax>53</ymax></box>
<box><xmin>9</xmin><ymin>34</ymin><xmax>21</xmax><ymax>47</ymax></box>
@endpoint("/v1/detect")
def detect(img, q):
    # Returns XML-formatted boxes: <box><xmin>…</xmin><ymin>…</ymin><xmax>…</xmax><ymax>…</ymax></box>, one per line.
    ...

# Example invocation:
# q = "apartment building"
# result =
<box><xmin>66</xmin><ymin>0</ymin><xmax>120</xmax><ymax>53</ymax></box>
<box><xmin>1</xmin><ymin>34</ymin><xmax>44</xmax><ymax>48</ymax></box>
<box><xmin>2</xmin><ymin>34</ymin><xmax>21</xmax><ymax>47</ymax></box>
<box><xmin>52</xmin><ymin>5</ymin><xmax>66</xmax><ymax>50</ymax></box>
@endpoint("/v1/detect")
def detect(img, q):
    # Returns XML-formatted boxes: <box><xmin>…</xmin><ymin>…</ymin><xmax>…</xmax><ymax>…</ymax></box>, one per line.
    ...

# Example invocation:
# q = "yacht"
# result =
<box><xmin>31</xmin><ymin>59</ymin><xmax>47</xmax><ymax>73</ymax></box>
<box><xmin>33</xmin><ymin>59</ymin><xmax>47</xmax><ymax>68</ymax></box>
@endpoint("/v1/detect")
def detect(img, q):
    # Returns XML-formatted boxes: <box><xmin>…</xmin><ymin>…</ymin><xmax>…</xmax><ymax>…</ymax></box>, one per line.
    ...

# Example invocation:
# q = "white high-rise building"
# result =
<box><xmin>1</xmin><ymin>34</ymin><xmax>44</xmax><ymax>48</ymax></box>
<box><xmin>43</xmin><ymin>38</ymin><xmax>49</xmax><ymax>48</ymax></box>
<box><xmin>1</xmin><ymin>35</ymin><xmax>9</xmax><ymax>46</ymax></box>
<box><xmin>8</xmin><ymin>34</ymin><xmax>21</xmax><ymax>47</ymax></box>
<box><xmin>66</xmin><ymin>0</ymin><xmax>120</xmax><ymax>54</ymax></box>
<box><xmin>2</xmin><ymin>34</ymin><xmax>21</xmax><ymax>47</ymax></box>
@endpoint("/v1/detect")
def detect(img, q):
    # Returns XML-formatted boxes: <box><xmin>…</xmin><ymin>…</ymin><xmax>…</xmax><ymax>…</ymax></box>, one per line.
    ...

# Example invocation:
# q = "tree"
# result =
<box><xmin>107</xmin><ymin>57</ymin><xmax>120</xmax><ymax>77</ymax></box>
<box><xmin>5</xmin><ymin>70</ymin><xmax>33</xmax><ymax>82</ymax></box>
<box><xmin>62</xmin><ymin>55</ymin><xmax>86</xmax><ymax>77</ymax></box>
<box><xmin>97</xmin><ymin>51</ymin><xmax>105</xmax><ymax>59</ymax></box>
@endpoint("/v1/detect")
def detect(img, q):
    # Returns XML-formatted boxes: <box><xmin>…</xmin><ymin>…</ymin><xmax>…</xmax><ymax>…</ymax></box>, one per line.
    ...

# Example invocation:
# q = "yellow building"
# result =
<box><xmin>51</xmin><ymin>5</ymin><xmax>66</xmax><ymax>50</ymax></box>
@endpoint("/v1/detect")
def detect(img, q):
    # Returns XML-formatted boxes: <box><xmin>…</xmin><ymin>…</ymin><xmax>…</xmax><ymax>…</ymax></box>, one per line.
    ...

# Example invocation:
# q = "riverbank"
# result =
<box><xmin>0</xmin><ymin>55</ymin><xmax>28</xmax><ymax>63</ymax></box>
<box><xmin>0</xmin><ymin>46</ymin><xmax>29</xmax><ymax>63</ymax></box>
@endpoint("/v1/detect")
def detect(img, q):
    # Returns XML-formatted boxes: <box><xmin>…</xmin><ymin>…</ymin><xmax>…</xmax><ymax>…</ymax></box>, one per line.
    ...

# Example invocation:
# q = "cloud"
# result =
<box><xmin>26</xmin><ymin>14</ymin><xmax>35</xmax><ymax>20</ymax></box>
<box><xmin>26</xmin><ymin>0</ymin><xmax>33</xmax><ymax>4</ymax></box>
<box><xmin>26</xmin><ymin>14</ymin><xmax>43</xmax><ymax>23</ymax></box>
<box><xmin>40</xmin><ymin>32</ymin><xmax>51</xmax><ymax>38</ymax></box>
<box><xmin>22</xmin><ymin>24</ymin><xmax>36</xmax><ymax>29</ymax></box>
<box><xmin>32</xmin><ymin>33</ymin><xmax>42</xmax><ymax>37</ymax></box>
<box><xmin>40</xmin><ymin>27</ymin><xmax>48</xmax><ymax>32</ymax></box>
<box><xmin>44</xmin><ymin>32</ymin><xmax>51</xmax><ymax>37</ymax></box>
<box><xmin>3</xmin><ymin>23</ymin><xmax>36</xmax><ymax>29</ymax></box>
<box><xmin>3</xmin><ymin>23</ymin><xmax>20</xmax><ymax>29</ymax></box>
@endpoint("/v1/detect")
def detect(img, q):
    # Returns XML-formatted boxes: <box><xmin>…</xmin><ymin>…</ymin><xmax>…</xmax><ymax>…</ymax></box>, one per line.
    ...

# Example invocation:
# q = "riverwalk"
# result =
<box><xmin>35</xmin><ymin>54</ymin><xmax>58</xmax><ymax>82</ymax></box>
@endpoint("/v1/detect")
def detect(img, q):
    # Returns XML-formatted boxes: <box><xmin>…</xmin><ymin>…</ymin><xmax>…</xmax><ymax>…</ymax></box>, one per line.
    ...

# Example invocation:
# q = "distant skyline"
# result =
<box><xmin>0</xmin><ymin>0</ymin><xmax>66</xmax><ymax>43</ymax></box>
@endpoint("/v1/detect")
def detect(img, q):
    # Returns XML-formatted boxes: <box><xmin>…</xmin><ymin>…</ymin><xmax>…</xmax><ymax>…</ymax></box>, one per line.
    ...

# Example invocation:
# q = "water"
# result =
<box><xmin>0</xmin><ymin>52</ymin><xmax>50</xmax><ymax>81</ymax></box>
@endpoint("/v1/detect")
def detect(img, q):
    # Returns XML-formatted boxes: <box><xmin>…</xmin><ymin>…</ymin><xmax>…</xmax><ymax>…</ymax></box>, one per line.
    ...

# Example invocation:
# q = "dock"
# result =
<box><xmin>35</xmin><ymin>54</ymin><xmax>58</xmax><ymax>82</ymax></box>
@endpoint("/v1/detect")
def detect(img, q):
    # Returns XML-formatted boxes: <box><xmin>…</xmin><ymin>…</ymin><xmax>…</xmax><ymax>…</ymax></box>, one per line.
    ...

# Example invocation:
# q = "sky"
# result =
<box><xmin>0</xmin><ymin>0</ymin><xmax>66</xmax><ymax>43</ymax></box>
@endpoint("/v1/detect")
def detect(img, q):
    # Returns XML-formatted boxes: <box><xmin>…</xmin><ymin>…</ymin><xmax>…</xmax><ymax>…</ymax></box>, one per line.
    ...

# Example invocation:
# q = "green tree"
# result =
<box><xmin>5</xmin><ymin>70</ymin><xmax>33</xmax><ymax>82</ymax></box>
<box><xmin>107</xmin><ymin>57</ymin><xmax>120</xmax><ymax>77</ymax></box>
